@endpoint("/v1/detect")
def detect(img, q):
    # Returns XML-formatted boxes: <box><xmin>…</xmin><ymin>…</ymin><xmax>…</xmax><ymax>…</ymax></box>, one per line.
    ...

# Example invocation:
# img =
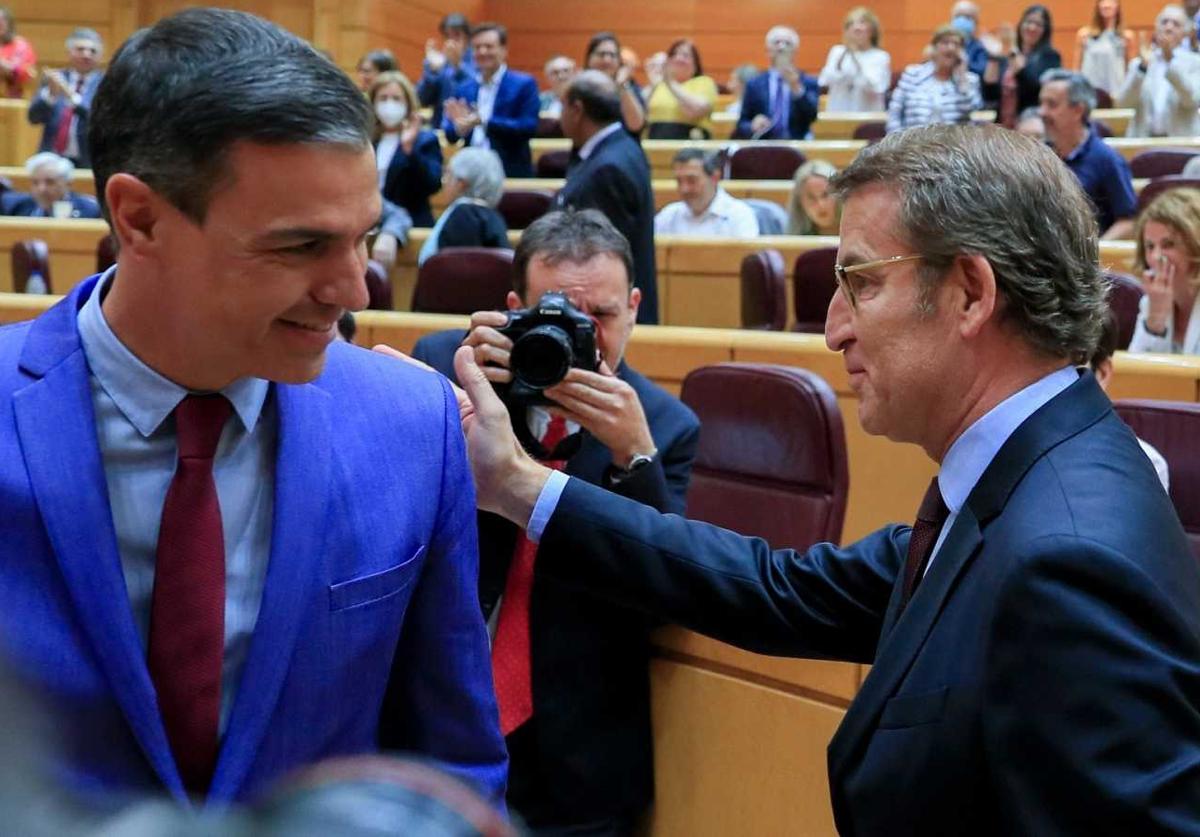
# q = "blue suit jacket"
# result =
<box><xmin>442</xmin><ymin>70</ymin><xmax>540</xmax><ymax>178</ymax></box>
<box><xmin>27</xmin><ymin>72</ymin><xmax>104</xmax><ymax>167</ymax></box>
<box><xmin>379</xmin><ymin>129</ymin><xmax>443</xmax><ymax>227</ymax></box>
<box><xmin>0</xmin><ymin>191</ymin><xmax>101</xmax><ymax>219</ymax></box>
<box><xmin>537</xmin><ymin>372</ymin><xmax>1200</xmax><ymax>834</ymax></box>
<box><xmin>0</xmin><ymin>278</ymin><xmax>507</xmax><ymax>806</ymax></box>
<box><xmin>734</xmin><ymin>71</ymin><xmax>820</xmax><ymax>140</ymax></box>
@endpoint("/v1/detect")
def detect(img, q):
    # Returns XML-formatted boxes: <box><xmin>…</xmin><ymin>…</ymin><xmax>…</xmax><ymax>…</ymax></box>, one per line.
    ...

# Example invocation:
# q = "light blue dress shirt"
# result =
<box><xmin>77</xmin><ymin>269</ymin><xmax>275</xmax><ymax>731</ymax></box>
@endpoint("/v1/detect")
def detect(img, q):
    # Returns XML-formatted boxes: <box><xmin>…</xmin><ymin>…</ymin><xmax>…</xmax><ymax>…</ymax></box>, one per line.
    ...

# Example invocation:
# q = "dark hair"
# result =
<box><xmin>89</xmin><ymin>8</ymin><xmax>371</xmax><ymax>224</ymax></box>
<box><xmin>585</xmin><ymin>31</ymin><xmax>621</xmax><ymax>66</ymax></box>
<box><xmin>1088</xmin><ymin>309</ymin><xmax>1118</xmax><ymax>371</ymax></box>
<box><xmin>565</xmin><ymin>70</ymin><xmax>622</xmax><ymax>125</ymax></box>
<box><xmin>1018</xmin><ymin>4</ymin><xmax>1054</xmax><ymax>53</ymax></box>
<box><xmin>359</xmin><ymin>49</ymin><xmax>397</xmax><ymax>73</ymax></box>
<box><xmin>471</xmin><ymin>22</ymin><xmax>507</xmax><ymax>47</ymax></box>
<box><xmin>440</xmin><ymin>13</ymin><xmax>470</xmax><ymax>37</ymax></box>
<box><xmin>1090</xmin><ymin>0</ymin><xmax>1121</xmax><ymax>34</ymax></box>
<box><xmin>667</xmin><ymin>39</ymin><xmax>702</xmax><ymax>78</ymax></box>
<box><xmin>672</xmin><ymin>147</ymin><xmax>721</xmax><ymax>175</ymax></box>
<box><xmin>513</xmin><ymin>208</ymin><xmax>634</xmax><ymax>299</ymax></box>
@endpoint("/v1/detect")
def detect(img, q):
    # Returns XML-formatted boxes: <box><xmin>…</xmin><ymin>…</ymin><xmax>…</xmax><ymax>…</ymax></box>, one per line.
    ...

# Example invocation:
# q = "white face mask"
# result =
<box><xmin>375</xmin><ymin>99</ymin><xmax>408</xmax><ymax>128</ymax></box>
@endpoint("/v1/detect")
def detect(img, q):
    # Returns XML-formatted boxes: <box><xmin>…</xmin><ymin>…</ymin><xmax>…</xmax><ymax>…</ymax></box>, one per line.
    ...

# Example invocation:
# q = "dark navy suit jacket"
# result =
<box><xmin>27</xmin><ymin>71</ymin><xmax>103</xmax><ymax>167</ymax></box>
<box><xmin>734</xmin><ymin>70</ymin><xmax>820</xmax><ymax>140</ymax></box>
<box><xmin>536</xmin><ymin>372</ymin><xmax>1200</xmax><ymax>835</ymax></box>
<box><xmin>0</xmin><ymin>280</ymin><xmax>507</xmax><ymax>806</ymax></box>
<box><xmin>0</xmin><ymin>190</ymin><xmax>100</xmax><ymax>219</ymax></box>
<box><xmin>378</xmin><ymin>129</ymin><xmax>443</xmax><ymax>227</ymax></box>
<box><xmin>442</xmin><ymin>70</ymin><xmax>540</xmax><ymax>178</ymax></box>
<box><xmin>413</xmin><ymin>329</ymin><xmax>699</xmax><ymax>827</ymax></box>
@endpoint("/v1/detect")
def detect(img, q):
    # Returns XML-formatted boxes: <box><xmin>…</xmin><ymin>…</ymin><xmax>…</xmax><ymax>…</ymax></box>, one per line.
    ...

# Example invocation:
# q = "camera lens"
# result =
<box><xmin>510</xmin><ymin>324</ymin><xmax>574</xmax><ymax>389</ymax></box>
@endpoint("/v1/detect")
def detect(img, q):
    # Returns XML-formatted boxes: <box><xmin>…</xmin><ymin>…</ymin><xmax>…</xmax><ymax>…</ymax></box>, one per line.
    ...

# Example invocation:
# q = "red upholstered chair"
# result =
<box><xmin>1113</xmin><ymin>399</ymin><xmax>1200</xmax><ymax>561</ymax></box>
<box><xmin>681</xmin><ymin>363</ymin><xmax>849</xmax><ymax>548</ymax></box>
<box><xmin>739</xmin><ymin>249</ymin><xmax>787</xmax><ymax>331</ymax></box>
<box><xmin>363</xmin><ymin>259</ymin><xmax>393</xmax><ymax>310</ymax></box>
<box><xmin>726</xmin><ymin>145</ymin><xmax>806</xmax><ymax>180</ymax></box>
<box><xmin>1105</xmin><ymin>271</ymin><xmax>1144</xmax><ymax>349</ymax></box>
<box><xmin>535</xmin><ymin>149</ymin><xmax>571</xmax><ymax>179</ymax></box>
<box><xmin>1136</xmin><ymin>176</ymin><xmax>1200</xmax><ymax>214</ymax></box>
<box><xmin>412</xmin><ymin>247</ymin><xmax>514</xmax><ymax>314</ymax></box>
<box><xmin>1094</xmin><ymin>88</ymin><xmax>1113</xmax><ymax>109</ymax></box>
<box><xmin>97</xmin><ymin>234</ymin><xmax>117</xmax><ymax>273</ymax></box>
<box><xmin>1130</xmin><ymin>149</ymin><xmax>1200</xmax><ymax>179</ymax></box>
<box><xmin>852</xmin><ymin>122</ymin><xmax>886</xmax><ymax>142</ymax></box>
<box><xmin>11</xmin><ymin>239</ymin><xmax>51</xmax><ymax>293</ymax></box>
<box><xmin>536</xmin><ymin>116</ymin><xmax>564</xmax><ymax>138</ymax></box>
<box><xmin>497</xmin><ymin>190</ymin><xmax>554</xmax><ymax>231</ymax></box>
<box><xmin>1092</xmin><ymin>119</ymin><xmax>1114</xmax><ymax>138</ymax></box>
<box><xmin>791</xmin><ymin>246</ymin><xmax>838</xmax><ymax>334</ymax></box>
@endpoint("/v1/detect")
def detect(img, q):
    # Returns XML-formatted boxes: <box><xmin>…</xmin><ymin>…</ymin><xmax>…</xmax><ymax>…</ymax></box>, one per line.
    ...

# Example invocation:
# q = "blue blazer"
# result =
<box><xmin>0</xmin><ymin>190</ymin><xmax>101</xmax><ymax>219</ymax></box>
<box><xmin>734</xmin><ymin>70</ymin><xmax>820</xmax><ymax>140</ymax></box>
<box><xmin>0</xmin><ymin>278</ymin><xmax>507</xmax><ymax>806</ymax></box>
<box><xmin>536</xmin><ymin>372</ymin><xmax>1200</xmax><ymax>834</ymax></box>
<box><xmin>27</xmin><ymin>71</ymin><xmax>104</xmax><ymax>167</ymax></box>
<box><xmin>442</xmin><ymin>70</ymin><xmax>540</xmax><ymax>178</ymax></box>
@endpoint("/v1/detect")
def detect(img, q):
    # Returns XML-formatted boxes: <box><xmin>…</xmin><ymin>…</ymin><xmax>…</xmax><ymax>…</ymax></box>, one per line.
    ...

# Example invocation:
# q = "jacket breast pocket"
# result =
<box><xmin>328</xmin><ymin>546</ymin><xmax>425</xmax><ymax>612</ymax></box>
<box><xmin>878</xmin><ymin>687</ymin><xmax>949</xmax><ymax>730</ymax></box>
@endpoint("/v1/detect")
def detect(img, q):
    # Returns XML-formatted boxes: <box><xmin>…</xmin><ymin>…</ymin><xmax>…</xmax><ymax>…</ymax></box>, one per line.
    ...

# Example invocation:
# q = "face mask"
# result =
<box><xmin>375</xmin><ymin>100</ymin><xmax>408</xmax><ymax>128</ymax></box>
<box><xmin>951</xmin><ymin>15</ymin><xmax>976</xmax><ymax>38</ymax></box>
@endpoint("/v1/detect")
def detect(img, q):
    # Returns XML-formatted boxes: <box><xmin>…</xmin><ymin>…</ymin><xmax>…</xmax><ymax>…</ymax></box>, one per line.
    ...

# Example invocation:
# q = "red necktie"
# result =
<box><xmin>901</xmin><ymin>477</ymin><xmax>950</xmax><ymax>608</ymax></box>
<box><xmin>492</xmin><ymin>414</ymin><xmax>569</xmax><ymax>736</ymax></box>
<box><xmin>51</xmin><ymin>74</ymin><xmax>83</xmax><ymax>156</ymax></box>
<box><xmin>147</xmin><ymin>394</ymin><xmax>231</xmax><ymax>794</ymax></box>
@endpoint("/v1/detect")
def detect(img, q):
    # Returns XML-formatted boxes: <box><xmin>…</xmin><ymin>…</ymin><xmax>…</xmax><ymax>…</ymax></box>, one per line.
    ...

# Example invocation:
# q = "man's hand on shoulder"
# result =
<box><xmin>545</xmin><ymin>361</ymin><xmax>656</xmax><ymax>467</ymax></box>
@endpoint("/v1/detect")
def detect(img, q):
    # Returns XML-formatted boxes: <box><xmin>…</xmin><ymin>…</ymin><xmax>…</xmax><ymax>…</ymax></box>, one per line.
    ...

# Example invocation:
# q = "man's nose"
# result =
<box><xmin>824</xmin><ymin>286</ymin><xmax>853</xmax><ymax>352</ymax></box>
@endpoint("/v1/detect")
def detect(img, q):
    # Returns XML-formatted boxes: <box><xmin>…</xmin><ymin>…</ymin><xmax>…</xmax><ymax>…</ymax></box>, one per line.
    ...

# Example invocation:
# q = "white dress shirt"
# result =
<box><xmin>472</xmin><ymin>64</ymin><xmax>507</xmax><ymax>149</ymax></box>
<box><xmin>654</xmin><ymin>188</ymin><xmax>760</xmax><ymax>238</ymax></box>
<box><xmin>376</xmin><ymin>132</ymin><xmax>400</xmax><ymax>189</ymax></box>
<box><xmin>577</xmin><ymin>121</ymin><xmax>622</xmax><ymax>161</ymax></box>
<box><xmin>819</xmin><ymin>46</ymin><xmax>892</xmax><ymax>112</ymax></box>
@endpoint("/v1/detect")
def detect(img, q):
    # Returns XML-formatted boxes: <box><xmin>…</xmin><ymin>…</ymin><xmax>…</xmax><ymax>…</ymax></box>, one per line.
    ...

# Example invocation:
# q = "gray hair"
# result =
<box><xmin>831</xmin><ymin>123</ymin><xmax>1107</xmax><ymax>363</ymax></box>
<box><xmin>448</xmin><ymin>147</ymin><xmax>505</xmax><ymax>207</ymax></box>
<box><xmin>1039</xmin><ymin>68</ymin><xmax>1096</xmax><ymax>119</ymax></box>
<box><xmin>1159</xmin><ymin>4</ymin><xmax>1194</xmax><ymax>33</ymax></box>
<box><xmin>66</xmin><ymin>27</ymin><xmax>101</xmax><ymax>49</ymax></box>
<box><xmin>765</xmin><ymin>26</ymin><xmax>800</xmax><ymax>48</ymax></box>
<box><xmin>24</xmin><ymin>152</ymin><xmax>73</xmax><ymax>180</ymax></box>
<box><xmin>513</xmin><ymin>208</ymin><xmax>634</xmax><ymax>299</ymax></box>
<box><xmin>787</xmin><ymin>159</ymin><xmax>839</xmax><ymax>235</ymax></box>
<box><xmin>672</xmin><ymin>147</ymin><xmax>722</xmax><ymax>176</ymax></box>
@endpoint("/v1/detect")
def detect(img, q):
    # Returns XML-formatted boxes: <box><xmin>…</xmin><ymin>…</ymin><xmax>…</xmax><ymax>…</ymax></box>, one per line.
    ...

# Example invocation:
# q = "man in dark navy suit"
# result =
<box><xmin>734</xmin><ymin>26</ymin><xmax>819</xmax><ymax>140</ymax></box>
<box><xmin>442</xmin><ymin>23</ymin><xmax>539</xmax><ymax>178</ymax></box>
<box><xmin>451</xmin><ymin>124</ymin><xmax>1200</xmax><ymax>834</ymax></box>
<box><xmin>412</xmin><ymin>209</ymin><xmax>699</xmax><ymax>836</ymax></box>
<box><xmin>1</xmin><ymin>152</ymin><xmax>100</xmax><ymax>218</ymax></box>
<box><xmin>27</xmin><ymin>27</ymin><xmax>105</xmax><ymax>168</ymax></box>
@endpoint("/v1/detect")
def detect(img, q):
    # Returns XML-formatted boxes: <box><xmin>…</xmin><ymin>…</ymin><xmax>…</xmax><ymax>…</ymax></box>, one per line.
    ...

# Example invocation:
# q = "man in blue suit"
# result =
<box><xmin>417</xmin><ymin>12</ymin><xmax>476</xmax><ymax>129</ymax></box>
<box><xmin>442</xmin><ymin>23</ymin><xmax>540</xmax><ymax>178</ymax></box>
<box><xmin>0</xmin><ymin>8</ymin><xmax>505</xmax><ymax>808</ymax></box>
<box><xmin>452</xmin><ymin>124</ymin><xmax>1200</xmax><ymax>833</ymax></box>
<box><xmin>0</xmin><ymin>152</ymin><xmax>101</xmax><ymax>218</ymax></box>
<box><xmin>734</xmin><ymin>26</ymin><xmax>819</xmax><ymax>140</ymax></box>
<box><xmin>27</xmin><ymin>27</ymin><xmax>105</xmax><ymax>168</ymax></box>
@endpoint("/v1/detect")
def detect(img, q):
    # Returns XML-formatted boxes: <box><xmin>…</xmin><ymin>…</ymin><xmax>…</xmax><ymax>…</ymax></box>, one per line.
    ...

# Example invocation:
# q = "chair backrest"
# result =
<box><xmin>97</xmin><ymin>233</ymin><xmax>117</xmax><ymax>274</ymax></box>
<box><xmin>681</xmin><ymin>363</ymin><xmax>849</xmax><ymax>548</ymax></box>
<box><xmin>726</xmin><ymin>144</ymin><xmax>806</xmax><ymax>180</ymax></box>
<box><xmin>1092</xmin><ymin>119</ymin><xmax>1113</xmax><ymax>138</ymax></box>
<box><xmin>1113</xmin><ymin>399</ymin><xmax>1200</xmax><ymax>562</ymax></box>
<box><xmin>791</xmin><ymin>246</ymin><xmax>838</xmax><ymax>334</ymax></box>
<box><xmin>1130</xmin><ymin>149</ymin><xmax>1200</xmax><ymax>179</ymax></box>
<box><xmin>1136</xmin><ymin>175</ymin><xmax>1200</xmax><ymax>214</ymax></box>
<box><xmin>647</xmin><ymin>122</ymin><xmax>710</xmax><ymax>140</ymax></box>
<box><xmin>496</xmin><ymin>190</ymin><xmax>554</xmax><ymax>231</ymax></box>
<box><xmin>412</xmin><ymin>247</ymin><xmax>514</xmax><ymax>314</ymax></box>
<box><xmin>1094</xmin><ymin>87</ymin><xmax>1113</xmax><ymax>109</ymax></box>
<box><xmin>536</xmin><ymin>116</ymin><xmax>563</xmax><ymax>138</ymax></box>
<box><xmin>739</xmin><ymin>249</ymin><xmax>787</xmax><ymax>331</ymax></box>
<box><xmin>535</xmin><ymin>149</ymin><xmax>571</xmax><ymax>179</ymax></box>
<box><xmin>11</xmin><ymin>239</ymin><xmax>51</xmax><ymax>293</ymax></box>
<box><xmin>852</xmin><ymin>122</ymin><xmax>886</xmax><ymax>142</ymax></box>
<box><xmin>1105</xmin><ymin>270</ymin><xmax>1144</xmax><ymax>349</ymax></box>
<box><xmin>364</xmin><ymin>259</ymin><xmax>393</xmax><ymax>311</ymax></box>
<box><xmin>745</xmin><ymin>198</ymin><xmax>787</xmax><ymax>235</ymax></box>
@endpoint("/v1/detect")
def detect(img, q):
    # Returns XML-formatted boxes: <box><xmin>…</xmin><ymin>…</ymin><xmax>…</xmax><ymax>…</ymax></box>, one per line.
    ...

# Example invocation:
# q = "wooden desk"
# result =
<box><xmin>810</xmin><ymin>108</ymin><xmax>1134</xmax><ymax>139</ymax></box>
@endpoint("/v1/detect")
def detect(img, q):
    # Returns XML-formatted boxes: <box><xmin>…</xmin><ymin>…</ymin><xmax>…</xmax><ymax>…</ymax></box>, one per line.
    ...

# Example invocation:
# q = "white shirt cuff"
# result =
<box><xmin>526</xmin><ymin>470</ymin><xmax>570</xmax><ymax>543</ymax></box>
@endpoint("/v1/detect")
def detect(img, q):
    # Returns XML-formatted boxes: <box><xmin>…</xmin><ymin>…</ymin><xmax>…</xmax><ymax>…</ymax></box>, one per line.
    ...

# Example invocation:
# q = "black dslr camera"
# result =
<box><xmin>497</xmin><ymin>292</ymin><xmax>598</xmax><ymax>406</ymax></box>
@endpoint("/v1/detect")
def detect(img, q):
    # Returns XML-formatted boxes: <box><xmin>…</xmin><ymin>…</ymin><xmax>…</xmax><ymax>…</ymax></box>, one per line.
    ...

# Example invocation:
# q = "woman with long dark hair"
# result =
<box><xmin>983</xmin><ymin>4</ymin><xmax>1061</xmax><ymax>126</ymax></box>
<box><xmin>584</xmin><ymin>31</ymin><xmax>646</xmax><ymax>133</ymax></box>
<box><xmin>1074</xmin><ymin>0</ymin><xmax>1134</xmax><ymax>94</ymax></box>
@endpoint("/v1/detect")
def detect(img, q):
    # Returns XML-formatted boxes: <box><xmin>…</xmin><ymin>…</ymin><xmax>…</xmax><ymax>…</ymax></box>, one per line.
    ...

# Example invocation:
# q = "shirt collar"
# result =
<box><xmin>1062</xmin><ymin>126</ymin><xmax>1096</xmax><ymax>163</ymax></box>
<box><xmin>937</xmin><ymin>366</ymin><xmax>1078</xmax><ymax>514</ymax></box>
<box><xmin>478</xmin><ymin>64</ymin><xmax>507</xmax><ymax>87</ymax></box>
<box><xmin>77</xmin><ymin>267</ymin><xmax>270</xmax><ymax>438</ymax></box>
<box><xmin>578</xmin><ymin>121</ymin><xmax>622</xmax><ymax>160</ymax></box>
<box><xmin>690</xmin><ymin>187</ymin><xmax>736</xmax><ymax>220</ymax></box>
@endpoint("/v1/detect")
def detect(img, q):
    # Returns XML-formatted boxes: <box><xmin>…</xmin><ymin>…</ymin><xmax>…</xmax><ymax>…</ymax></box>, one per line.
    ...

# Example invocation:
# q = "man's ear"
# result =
<box><xmin>104</xmin><ymin>173</ymin><xmax>168</xmax><ymax>259</ymax></box>
<box><xmin>953</xmin><ymin>253</ymin><xmax>998</xmax><ymax>340</ymax></box>
<box><xmin>506</xmin><ymin>290</ymin><xmax>523</xmax><ymax>311</ymax></box>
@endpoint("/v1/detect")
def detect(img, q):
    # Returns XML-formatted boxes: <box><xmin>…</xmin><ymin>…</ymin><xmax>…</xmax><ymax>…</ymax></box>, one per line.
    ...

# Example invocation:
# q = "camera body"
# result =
<box><xmin>498</xmin><ymin>292</ymin><xmax>598</xmax><ymax>406</ymax></box>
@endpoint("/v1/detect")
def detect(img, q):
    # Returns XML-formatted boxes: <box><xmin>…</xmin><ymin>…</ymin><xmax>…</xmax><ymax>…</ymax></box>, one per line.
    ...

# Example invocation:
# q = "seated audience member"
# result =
<box><xmin>356</xmin><ymin>49</ymin><xmax>397</xmax><ymax>93</ymax></box>
<box><xmin>27</xmin><ymin>28</ymin><xmax>103</xmax><ymax>168</ymax></box>
<box><xmin>0</xmin><ymin>9</ymin><xmax>35</xmax><ymax>99</ymax></box>
<box><xmin>725</xmin><ymin>63</ymin><xmax>759</xmax><ymax>115</ymax></box>
<box><xmin>733</xmin><ymin>27</ymin><xmax>819</xmax><ymax>140</ymax></box>
<box><xmin>1117</xmin><ymin>4</ymin><xmax>1200</xmax><ymax>137</ymax></box>
<box><xmin>418</xmin><ymin>147</ymin><xmax>508</xmax><ymax>265</ymax></box>
<box><xmin>1039</xmin><ymin>69</ymin><xmax>1135</xmax><ymax>239</ymax></box>
<box><xmin>951</xmin><ymin>1</ymin><xmax>991</xmax><ymax>79</ymax></box>
<box><xmin>418</xmin><ymin>13</ymin><xmax>475</xmax><ymax>127</ymax></box>
<box><xmin>786</xmin><ymin>159</ymin><xmax>840</xmax><ymax>235</ymax></box>
<box><xmin>820</xmin><ymin>7</ymin><xmax>892</xmax><ymax>112</ymax></box>
<box><xmin>1074</xmin><ymin>0</ymin><xmax>1134</xmax><ymax>94</ymax></box>
<box><xmin>584</xmin><ymin>32</ymin><xmax>647</xmax><ymax>133</ymax></box>
<box><xmin>887</xmin><ymin>25</ymin><xmax>982</xmax><ymax>133</ymax></box>
<box><xmin>655</xmin><ymin>148</ymin><xmax>758</xmax><ymax>238</ymax></box>
<box><xmin>442</xmin><ymin>23</ymin><xmax>540</xmax><ymax>178</ymax></box>
<box><xmin>1</xmin><ymin>152</ymin><xmax>99</xmax><ymax>218</ymax></box>
<box><xmin>1128</xmin><ymin>188</ymin><xmax>1200</xmax><ymax>355</ymax></box>
<box><xmin>1089</xmin><ymin>311</ymin><xmax>1170</xmax><ymax>491</ymax></box>
<box><xmin>370</xmin><ymin>71</ymin><xmax>442</xmax><ymax>228</ymax></box>
<box><xmin>372</xmin><ymin>198</ymin><xmax>415</xmax><ymax>271</ymax></box>
<box><xmin>982</xmin><ymin>5</ymin><xmax>1061</xmax><ymax>127</ymax></box>
<box><xmin>539</xmin><ymin>54</ymin><xmax>575</xmax><ymax>117</ymax></box>
<box><xmin>646</xmin><ymin>39</ymin><xmax>718</xmax><ymax>139</ymax></box>
<box><xmin>1015</xmin><ymin>105</ymin><xmax>1045</xmax><ymax>139</ymax></box>
<box><xmin>411</xmin><ymin>208</ymin><xmax>699</xmax><ymax>836</ymax></box>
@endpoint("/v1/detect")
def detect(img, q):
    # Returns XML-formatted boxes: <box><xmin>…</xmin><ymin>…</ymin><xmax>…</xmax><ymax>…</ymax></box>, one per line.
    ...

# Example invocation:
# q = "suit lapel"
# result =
<box><xmin>13</xmin><ymin>286</ymin><xmax>185</xmax><ymax>798</ymax></box>
<box><xmin>209</xmin><ymin>381</ymin><xmax>333</xmax><ymax>800</ymax></box>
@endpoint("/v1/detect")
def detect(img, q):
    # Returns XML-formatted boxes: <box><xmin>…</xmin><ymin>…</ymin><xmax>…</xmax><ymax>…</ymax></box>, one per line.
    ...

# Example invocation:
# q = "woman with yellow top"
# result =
<box><xmin>646</xmin><ymin>39</ymin><xmax>718</xmax><ymax>139</ymax></box>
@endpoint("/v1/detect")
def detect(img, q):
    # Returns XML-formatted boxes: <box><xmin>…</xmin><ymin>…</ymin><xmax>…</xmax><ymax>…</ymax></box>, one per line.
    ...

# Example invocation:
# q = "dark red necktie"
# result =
<box><xmin>52</xmin><ymin>74</ymin><xmax>83</xmax><ymax>156</ymax></box>
<box><xmin>901</xmin><ymin>477</ymin><xmax>950</xmax><ymax>608</ymax></box>
<box><xmin>492</xmin><ymin>415</ymin><xmax>569</xmax><ymax>735</ymax></box>
<box><xmin>148</xmin><ymin>394</ymin><xmax>231</xmax><ymax>794</ymax></box>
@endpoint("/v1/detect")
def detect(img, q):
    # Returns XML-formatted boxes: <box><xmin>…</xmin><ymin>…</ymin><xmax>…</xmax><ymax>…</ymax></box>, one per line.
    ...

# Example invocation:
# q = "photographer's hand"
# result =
<box><xmin>544</xmin><ymin>362</ymin><xmax>656</xmax><ymax>467</ymax></box>
<box><xmin>462</xmin><ymin>310</ymin><xmax>515</xmax><ymax>383</ymax></box>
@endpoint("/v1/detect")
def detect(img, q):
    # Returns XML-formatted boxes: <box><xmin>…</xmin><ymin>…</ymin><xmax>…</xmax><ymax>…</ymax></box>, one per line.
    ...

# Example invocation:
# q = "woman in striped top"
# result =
<box><xmin>886</xmin><ymin>25</ymin><xmax>983</xmax><ymax>134</ymax></box>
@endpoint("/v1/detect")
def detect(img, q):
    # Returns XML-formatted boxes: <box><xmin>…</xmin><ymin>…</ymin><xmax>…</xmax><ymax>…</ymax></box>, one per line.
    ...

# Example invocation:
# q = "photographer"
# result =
<box><xmin>411</xmin><ymin>208</ymin><xmax>699</xmax><ymax>836</ymax></box>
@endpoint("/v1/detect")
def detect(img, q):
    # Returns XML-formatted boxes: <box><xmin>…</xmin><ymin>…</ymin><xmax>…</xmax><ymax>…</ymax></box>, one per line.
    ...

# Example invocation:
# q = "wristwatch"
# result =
<box><xmin>608</xmin><ymin>451</ymin><xmax>656</xmax><ymax>484</ymax></box>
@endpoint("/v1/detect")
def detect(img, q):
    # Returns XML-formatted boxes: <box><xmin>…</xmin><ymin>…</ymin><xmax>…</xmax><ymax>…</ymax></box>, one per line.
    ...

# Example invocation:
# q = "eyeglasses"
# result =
<box><xmin>833</xmin><ymin>254</ymin><xmax>922</xmax><ymax>309</ymax></box>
